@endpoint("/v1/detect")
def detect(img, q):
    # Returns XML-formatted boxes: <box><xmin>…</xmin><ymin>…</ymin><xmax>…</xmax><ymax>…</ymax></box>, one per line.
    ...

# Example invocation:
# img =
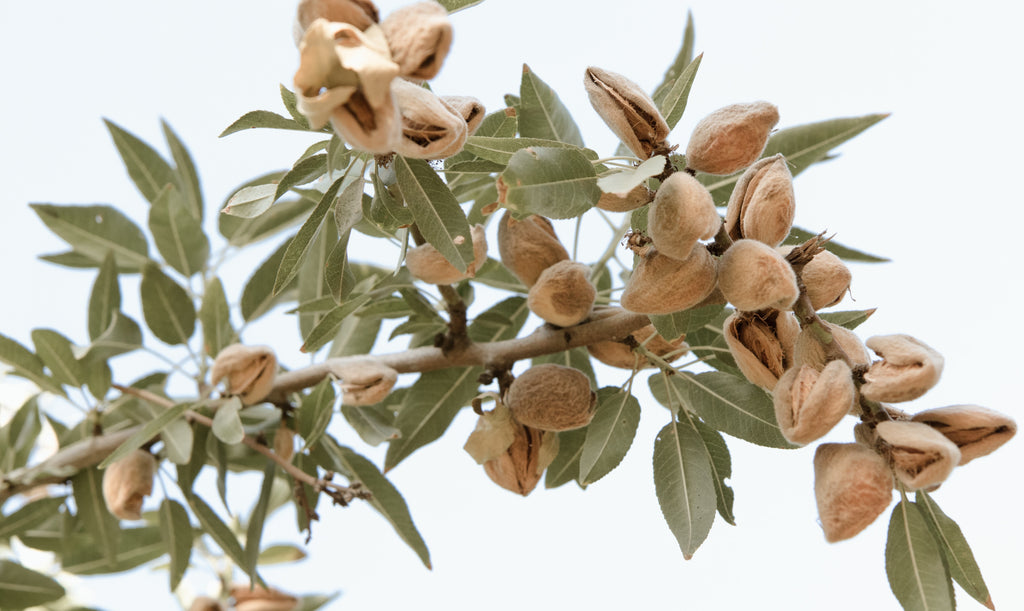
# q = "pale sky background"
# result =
<box><xmin>2</xmin><ymin>1</ymin><xmax>1023</xmax><ymax>610</ymax></box>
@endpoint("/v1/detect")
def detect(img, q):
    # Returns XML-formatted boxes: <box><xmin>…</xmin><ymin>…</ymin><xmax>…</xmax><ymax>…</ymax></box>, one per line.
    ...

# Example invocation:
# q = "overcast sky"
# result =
<box><xmin>1</xmin><ymin>1</ymin><xmax>1022</xmax><ymax>610</ymax></box>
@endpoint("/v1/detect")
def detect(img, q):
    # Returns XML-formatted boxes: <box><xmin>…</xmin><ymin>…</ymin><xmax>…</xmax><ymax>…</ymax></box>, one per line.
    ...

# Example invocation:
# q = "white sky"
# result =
<box><xmin>1</xmin><ymin>1</ymin><xmax>1023</xmax><ymax>610</ymax></box>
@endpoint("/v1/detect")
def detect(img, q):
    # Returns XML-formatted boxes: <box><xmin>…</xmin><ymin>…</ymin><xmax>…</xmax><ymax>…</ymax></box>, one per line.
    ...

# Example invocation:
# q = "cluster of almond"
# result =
<box><xmin>292</xmin><ymin>0</ymin><xmax>484</xmax><ymax>157</ymax></box>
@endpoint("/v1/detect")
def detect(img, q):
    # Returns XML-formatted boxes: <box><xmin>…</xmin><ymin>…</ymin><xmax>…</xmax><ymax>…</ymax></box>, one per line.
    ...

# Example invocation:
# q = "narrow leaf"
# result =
<box><xmin>88</xmin><ymin>252</ymin><xmax>121</xmax><ymax>341</ymax></box>
<box><xmin>149</xmin><ymin>184</ymin><xmax>209</xmax><ymax>276</ymax></box>
<box><xmin>62</xmin><ymin>525</ymin><xmax>165</xmax><ymax>575</ymax></box>
<box><xmin>462</xmin><ymin>136</ymin><xmax>584</xmax><ymax>165</ymax></box>
<box><xmin>298</xmin><ymin>377</ymin><xmax>337</xmax><ymax>450</ymax></box>
<box><xmin>519</xmin><ymin>65</ymin><xmax>584</xmax><ymax>146</ymax></box>
<box><xmin>653</xmin><ymin>419</ymin><xmax>717</xmax><ymax>559</ymax></box>
<box><xmin>140</xmin><ymin>263</ymin><xmax>196</xmax><ymax>345</ymax></box>
<box><xmin>655</xmin><ymin>54</ymin><xmax>703</xmax><ymax>131</ymax></box>
<box><xmin>273</xmin><ymin>179</ymin><xmax>341</xmax><ymax>295</ymax></box>
<box><xmin>498</xmin><ymin>147</ymin><xmax>600</xmax><ymax>219</ymax></box>
<box><xmin>885</xmin><ymin>499</ymin><xmax>955</xmax><ymax>611</ymax></box>
<box><xmin>83</xmin><ymin>311</ymin><xmax>143</xmax><ymax>362</ymax></box>
<box><xmin>30</xmin><ymin>204</ymin><xmax>150</xmax><ymax>270</ymax></box>
<box><xmin>245</xmin><ymin>463</ymin><xmax>277</xmax><ymax>579</ymax></box>
<box><xmin>917</xmin><ymin>491</ymin><xmax>993</xmax><ymax>609</ymax></box>
<box><xmin>220</xmin><ymin>110</ymin><xmax>311</xmax><ymax>137</ymax></box>
<box><xmin>819</xmin><ymin>308</ymin><xmax>877</xmax><ymax>330</ymax></box>
<box><xmin>242</xmin><ymin>239</ymin><xmax>295</xmax><ymax>322</ymax></box>
<box><xmin>158</xmin><ymin>499</ymin><xmax>194</xmax><ymax>591</ymax></box>
<box><xmin>648</xmin><ymin>303</ymin><xmax>725</xmax><ymax>342</ymax></box>
<box><xmin>221</xmin><ymin>191</ymin><xmax>315</xmax><ymax>246</ymax></box>
<box><xmin>1</xmin><ymin>397</ymin><xmax>42</xmax><ymax>472</ymax></box>
<box><xmin>0</xmin><ymin>560</ymin><xmax>66</xmax><ymax>608</ymax></box>
<box><xmin>544</xmin><ymin>427</ymin><xmax>587</xmax><ymax>489</ymax></box>
<box><xmin>200</xmin><ymin>277</ymin><xmax>235</xmax><ymax>356</ymax></box>
<box><xmin>31</xmin><ymin>328</ymin><xmax>84</xmax><ymax>387</ymax></box>
<box><xmin>222</xmin><ymin>184</ymin><xmax>278</xmax><ymax>219</ymax></box>
<box><xmin>651</xmin><ymin>11</ymin><xmax>696</xmax><ymax>108</ymax></box>
<box><xmin>785</xmin><ymin>226</ymin><xmax>889</xmax><ymax>263</ymax></box>
<box><xmin>690</xmin><ymin>418</ymin><xmax>736</xmax><ymax>525</ymax></box>
<box><xmin>162</xmin><ymin>417</ymin><xmax>194</xmax><ymax>465</ymax></box>
<box><xmin>258</xmin><ymin>544</ymin><xmax>307</xmax><ymax>565</ymax></box>
<box><xmin>579</xmin><ymin>387</ymin><xmax>641</xmax><ymax>485</ymax></box>
<box><xmin>437</xmin><ymin>0</ymin><xmax>484</xmax><ymax>12</ymax></box>
<box><xmin>162</xmin><ymin>120</ymin><xmax>204</xmax><ymax>221</ymax></box>
<box><xmin>0</xmin><ymin>333</ymin><xmax>64</xmax><ymax>396</ymax></box>
<box><xmin>185</xmin><ymin>492</ymin><xmax>249</xmax><ymax>574</ymax></box>
<box><xmin>341</xmin><ymin>405</ymin><xmax>400</xmax><ymax>446</ymax></box>
<box><xmin>0</xmin><ymin>496</ymin><xmax>66</xmax><ymax>541</ymax></box>
<box><xmin>99</xmin><ymin>402</ymin><xmax>190</xmax><ymax>468</ymax></box>
<box><xmin>71</xmin><ymin>467</ymin><xmax>121</xmax><ymax>564</ymax></box>
<box><xmin>299</xmin><ymin>293</ymin><xmax>373</xmax><ymax>354</ymax></box>
<box><xmin>274</xmin><ymin>154</ymin><xmax>328</xmax><ymax>202</ymax></box>
<box><xmin>104</xmin><ymin>118</ymin><xmax>175</xmax><ymax>204</ymax></box>
<box><xmin>394</xmin><ymin>156</ymin><xmax>475</xmax><ymax>273</ymax></box>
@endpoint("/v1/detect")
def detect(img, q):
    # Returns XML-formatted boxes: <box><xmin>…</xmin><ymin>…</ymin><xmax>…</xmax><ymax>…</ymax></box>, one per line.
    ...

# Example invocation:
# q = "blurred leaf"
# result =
<box><xmin>99</xmin><ymin>402</ymin><xmax>190</xmax><ymax>468</ymax></box>
<box><xmin>784</xmin><ymin>227</ymin><xmax>889</xmax><ymax>263</ymax></box>
<box><xmin>654</xmin><ymin>54</ymin><xmax>702</xmax><ymax>132</ymax></box>
<box><xmin>819</xmin><ymin>308</ymin><xmax>877</xmax><ymax>330</ymax></box>
<box><xmin>83</xmin><ymin>311</ymin><xmax>143</xmax><ymax>362</ymax></box>
<box><xmin>104</xmin><ymin>118</ymin><xmax>175</xmax><ymax>204</ymax></box>
<box><xmin>158</xmin><ymin>499</ymin><xmax>193</xmax><ymax>591</ymax></box>
<box><xmin>257</xmin><ymin>544</ymin><xmax>307</xmax><ymax>565</ymax></box>
<box><xmin>1</xmin><ymin>396</ymin><xmax>42</xmax><ymax>472</ymax></box>
<box><xmin>162</xmin><ymin>418</ymin><xmax>194</xmax><ymax>465</ymax></box>
<box><xmin>651</xmin><ymin>11</ymin><xmax>695</xmax><ymax>109</ymax></box>
<box><xmin>62</xmin><ymin>525</ymin><xmax>165</xmax><ymax>575</ymax></box>
<box><xmin>0</xmin><ymin>560</ymin><xmax>66</xmax><ymax>608</ymax></box>
<box><xmin>31</xmin><ymin>328</ymin><xmax>83</xmax><ymax>388</ymax></box>
<box><xmin>161</xmin><ymin>120</ymin><xmax>204</xmax><ymax>221</ymax></box>
<box><xmin>0</xmin><ymin>496</ymin><xmax>66</xmax><ymax>541</ymax></box>
<box><xmin>245</xmin><ymin>463</ymin><xmax>277</xmax><ymax>580</ymax></box>
<box><xmin>242</xmin><ymin>239</ymin><xmax>295</xmax><ymax>322</ymax></box>
<box><xmin>88</xmin><ymin>252</ymin><xmax>121</xmax><ymax>341</ymax></box>
<box><xmin>690</xmin><ymin>418</ymin><xmax>735</xmax><ymax>525</ymax></box>
<box><xmin>30</xmin><ymin>204</ymin><xmax>150</xmax><ymax>270</ymax></box>
<box><xmin>394</xmin><ymin>156</ymin><xmax>476</xmax><ymax>273</ymax></box>
<box><xmin>184</xmin><ymin>492</ymin><xmax>249</xmax><ymax>576</ymax></box>
<box><xmin>437</xmin><ymin>0</ymin><xmax>484</xmax><ymax>12</ymax></box>
<box><xmin>71</xmin><ymin>467</ymin><xmax>120</xmax><ymax>565</ymax></box>
<box><xmin>886</xmin><ymin>499</ymin><xmax>955</xmax><ymax>611</ymax></box>
<box><xmin>341</xmin><ymin>404</ymin><xmax>400</xmax><ymax>446</ymax></box>
<box><xmin>544</xmin><ymin>427</ymin><xmax>587</xmax><ymax>489</ymax></box>
<box><xmin>519</xmin><ymin>65</ymin><xmax>584</xmax><ymax>146</ymax></box>
<box><xmin>579</xmin><ymin>387</ymin><xmax>641</xmax><ymax>485</ymax></box>
<box><xmin>649</xmin><ymin>303</ymin><xmax>726</xmax><ymax>343</ymax></box>
<box><xmin>220</xmin><ymin>110</ymin><xmax>311</xmax><ymax>137</ymax></box>
<box><xmin>177</xmin><ymin>424</ymin><xmax>209</xmax><ymax>490</ymax></box>
<box><xmin>0</xmin><ymin>333</ymin><xmax>64</xmax><ymax>396</ymax></box>
<box><xmin>274</xmin><ymin>178</ymin><xmax>341</xmax><ymax>295</ymax></box>
<box><xmin>213</xmin><ymin>400</ymin><xmax>245</xmax><ymax>445</ymax></box>
<box><xmin>298</xmin><ymin>377</ymin><xmax>336</xmax><ymax>451</ymax></box>
<box><xmin>149</xmin><ymin>185</ymin><xmax>209</xmax><ymax>276</ymax></box>
<box><xmin>498</xmin><ymin>147</ymin><xmax>600</xmax><ymax>219</ymax></box>
<box><xmin>275</xmin><ymin>154</ymin><xmax>328</xmax><ymax>202</ymax></box>
<box><xmin>472</xmin><ymin>257</ymin><xmax>527</xmax><ymax>293</ymax></box>
<box><xmin>84</xmin><ymin>358</ymin><xmax>112</xmax><ymax>400</ymax></box>
<box><xmin>140</xmin><ymin>263</ymin><xmax>196</xmax><ymax>345</ymax></box>
<box><xmin>653</xmin><ymin>419</ymin><xmax>716</xmax><ymax>560</ymax></box>
<box><xmin>200</xmin><ymin>277</ymin><xmax>235</xmax><ymax>356</ymax></box>
<box><xmin>463</xmin><ymin>136</ymin><xmax>586</xmax><ymax>165</ymax></box>
<box><xmin>917</xmin><ymin>491</ymin><xmax>993</xmax><ymax>609</ymax></box>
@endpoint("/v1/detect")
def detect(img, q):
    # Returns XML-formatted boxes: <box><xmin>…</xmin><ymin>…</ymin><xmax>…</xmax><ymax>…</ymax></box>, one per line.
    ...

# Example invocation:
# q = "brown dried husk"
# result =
<box><xmin>648</xmin><ymin>172</ymin><xmax>721</xmax><ymax>261</ymax></box>
<box><xmin>274</xmin><ymin>424</ymin><xmax>296</xmax><ymax>463</ymax></box>
<box><xmin>210</xmin><ymin>344</ymin><xmax>278</xmax><ymax>406</ymax></box>
<box><xmin>331</xmin><ymin>359</ymin><xmax>399</xmax><ymax>406</ymax></box>
<box><xmin>723</xmin><ymin>310</ymin><xmax>799</xmax><ymax>390</ymax></box>
<box><xmin>102</xmin><ymin>449</ymin><xmax>156</xmax><ymax>520</ymax></box>
<box><xmin>685</xmin><ymin>101</ymin><xmax>780</xmax><ymax>175</ymax></box>
<box><xmin>497</xmin><ymin>211</ymin><xmax>570</xmax><ymax>287</ymax></box>
<box><xmin>814</xmin><ymin>443</ymin><xmax>893</xmax><ymax>543</ymax></box>
<box><xmin>294</xmin><ymin>0</ymin><xmax>379</xmax><ymax>45</ymax></box>
<box><xmin>506</xmin><ymin>364</ymin><xmax>596</xmax><ymax>432</ymax></box>
<box><xmin>584</xmin><ymin>66</ymin><xmax>670</xmax><ymax>159</ymax></box>
<box><xmin>718</xmin><ymin>239</ymin><xmax>798</xmax><ymax>311</ymax></box>
<box><xmin>391</xmin><ymin>79</ymin><xmax>468</xmax><ymax>159</ymax></box>
<box><xmin>405</xmin><ymin>223</ymin><xmax>488</xmax><ymax>285</ymax></box>
<box><xmin>586</xmin><ymin>307</ymin><xmax>689</xmax><ymax>369</ymax></box>
<box><xmin>482</xmin><ymin>423</ymin><xmax>557</xmax><ymax>496</ymax></box>
<box><xmin>527</xmin><ymin>260</ymin><xmax>596</xmax><ymax>327</ymax></box>
<box><xmin>380</xmin><ymin>1</ymin><xmax>452</xmax><ymax>80</ymax></box>
<box><xmin>440</xmin><ymin>95</ymin><xmax>486</xmax><ymax>135</ymax></box>
<box><xmin>911</xmin><ymin>405</ymin><xmax>1017</xmax><ymax>465</ymax></box>
<box><xmin>620</xmin><ymin>246</ymin><xmax>717</xmax><ymax>315</ymax></box>
<box><xmin>875</xmin><ymin>420</ymin><xmax>961</xmax><ymax>490</ymax></box>
<box><xmin>861</xmin><ymin>334</ymin><xmax>944</xmax><ymax>403</ymax></box>
<box><xmin>724</xmin><ymin>154</ymin><xmax>795</xmax><ymax>247</ymax></box>
<box><xmin>231</xmin><ymin>585</ymin><xmax>299</xmax><ymax>611</ymax></box>
<box><xmin>773</xmin><ymin>361</ymin><xmax>856</xmax><ymax>445</ymax></box>
<box><xmin>596</xmin><ymin>184</ymin><xmax>653</xmax><ymax>212</ymax></box>
<box><xmin>330</xmin><ymin>89</ymin><xmax>402</xmax><ymax>154</ymax></box>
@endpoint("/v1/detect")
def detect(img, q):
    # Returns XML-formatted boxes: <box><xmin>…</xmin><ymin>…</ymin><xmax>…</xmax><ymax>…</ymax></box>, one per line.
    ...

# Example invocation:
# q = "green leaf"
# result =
<box><xmin>916</xmin><ymin>491</ymin><xmax>993</xmax><ymax>609</ymax></box>
<box><xmin>437</xmin><ymin>0</ymin><xmax>484</xmax><ymax>12</ymax></box>
<box><xmin>518</xmin><ymin>65</ymin><xmax>584</xmax><ymax>146</ymax></box>
<box><xmin>654</xmin><ymin>54</ymin><xmax>702</xmax><ymax>132</ymax></box>
<box><xmin>31</xmin><ymin>328</ymin><xmax>83</xmax><ymax>388</ymax></box>
<box><xmin>329</xmin><ymin>314</ymin><xmax>381</xmax><ymax>357</ymax></box>
<box><xmin>149</xmin><ymin>184</ymin><xmax>210</xmax><ymax>276</ymax></box>
<box><xmin>498</xmin><ymin>147</ymin><xmax>600</xmax><ymax>219</ymax></box>
<box><xmin>185</xmin><ymin>492</ymin><xmax>249</xmax><ymax>574</ymax></box>
<box><xmin>315</xmin><ymin>439</ymin><xmax>431</xmax><ymax>568</ymax></box>
<box><xmin>158</xmin><ymin>499</ymin><xmax>194</xmax><ymax>591</ymax></box>
<box><xmin>649</xmin><ymin>303</ymin><xmax>726</xmax><ymax>342</ymax></box>
<box><xmin>84</xmin><ymin>357</ymin><xmax>112</xmax><ymax>400</ymax></box>
<box><xmin>140</xmin><ymin>263</ymin><xmax>196</xmax><ymax>345</ymax></box>
<box><xmin>784</xmin><ymin>226</ymin><xmax>889</xmax><ymax>263</ymax></box>
<box><xmin>30</xmin><ymin>204</ymin><xmax>150</xmax><ymax>270</ymax></box>
<box><xmin>200</xmin><ymin>277</ymin><xmax>235</xmax><ymax>356</ymax></box>
<box><xmin>71</xmin><ymin>467</ymin><xmax>120</xmax><ymax>564</ymax></box>
<box><xmin>162</xmin><ymin>120</ymin><xmax>204</xmax><ymax>221</ymax></box>
<box><xmin>274</xmin><ymin>179</ymin><xmax>341</xmax><ymax>295</ymax></box>
<box><xmin>653</xmin><ymin>419</ymin><xmax>717</xmax><ymax>560</ymax></box>
<box><xmin>886</xmin><ymin>499</ymin><xmax>955</xmax><ymax>611</ymax></box>
<box><xmin>299</xmin><ymin>293</ymin><xmax>374</xmax><ymax>354</ymax></box>
<box><xmin>462</xmin><ymin>136</ymin><xmax>585</xmax><ymax>165</ymax></box>
<box><xmin>298</xmin><ymin>377</ymin><xmax>337</xmax><ymax>451</ymax></box>
<box><xmin>324</xmin><ymin>231</ymin><xmax>355</xmax><ymax>304</ymax></box>
<box><xmin>222</xmin><ymin>184</ymin><xmax>279</xmax><ymax>219</ymax></box>
<box><xmin>690</xmin><ymin>418</ymin><xmax>735</xmax><ymax>525</ymax></box>
<box><xmin>341</xmin><ymin>404</ymin><xmax>400</xmax><ymax>446</ymax></box>
<box><xmin>0</xmin><ymin>496</ymin><xmax>66</xmax><ymax>541</ymax></box>
<box><xmin>104</xmin><ymin>118</ymin><xmax>175</xmax><ymax>204</ymax></box>
<box><xmin>99</xmin><ymin>402</ymin><xmax>191</xmax><ymax>468</ymax></box>
<box><xmin>258</xmin><ymin>544</ymin><xmax>307</xmax><ymax>566</ymax></box>
<box><xmin>0</xmin><ymin>559</ymin><xmax>66</xmax><ymax>608</ymax></box>
<box><xmin>88</xmin><ymin>252</ymin><xmax>121</xmax><ymax>341</ymax></box>
<box><xmin>819</xmin><ymin>308</ymin><xmax>877</xmax><ymax>330</ymax></box>
<box><xmin>651</xmin><ymin>11</ymin><xmax>696</xmax><ymax>110</ymax></box>
<box><xmin>245</xmin><ymin>463</ymin><xmax>277</xmax><ymax>579</ymax></box>
<box><xmin>544</xmin><ymin>427</ymin><xmax>587</xmax><ymax>489</ymax></box>
<box><xmin>83</xmin><ymin>311</ymin><xmax>143</xmax><ymax>362</ymax></box>
<box><xmin>1</xmin><ymin>396</ymin><xmax>42</xmax><ymax>472</ymax></box>
<box><xmin>280</xmin><ymin>84</ymin><xmax>312</xmax><ymax>128</ymax></box>
<box><xmin>213</xmin><ymin>400</ymin><xmax>245</xmax><ymax>445</ymax></box>
<box><xmin>222</xmin><ymin>195</ymin><xmax>316</xmax><ymax>248</ymax></box>
<box><xmin>299</xmin><ymin>211</ymin><xmax>339</xmax><ymax>340</ymax></box>
<box><xmin>220</xmin><ymin>110</ymin><xmax>311</xmax><ymax>137</ymax></box>
<box><xmin>394</xmin><ymin>156</ymin><xmax>476</xmax><ymax>273</ymax></box>
<box><xmin>579</xmin><ymin>387</ymin><xmax>641</xmax><ymax>485</ymax></box>
<box><xmin>0</xmin><ymin>334</ymin><xmax>63</xmax><ymax>396</ymax></box>
<box><xmin>162</xmin><ymin>418</ymin><xmax>194</xmax><ymax>465</ymax></box>
<box><xmin>275</xmin><ymin>154</ymin><xmax>328</xmax><ymax>202</ymax></box>
<box><xmin>62</xmin><ymin>525</ymin><xmax>165</xmax><ymax>575</ymax></box>
<box><xmin>242</xmin><ymin>239</ymin><xmax>295</xmax><ymax>322</ymax></box>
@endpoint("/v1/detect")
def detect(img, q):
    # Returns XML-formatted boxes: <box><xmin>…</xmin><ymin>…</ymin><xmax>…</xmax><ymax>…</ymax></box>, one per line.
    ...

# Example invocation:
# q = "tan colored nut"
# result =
<box><xmin>497</xmin><ymin>211</ymin><xmax>570</xmax><ymax>287</ymax></box>
<box><xmin>230</xmin><ymin>585</ymin><xmax>299</xmax><ymax>611</ymax></box>
<box><xmin>911</xmin><ymin>405</ymin><xmax>1017</xmax><ymax>465</ymax></box>
<box><xmin>793</xmin><ymin>322</ymin><xmax>871</xmax><ymax>373</ymax></box>
<box><xmin>774</xmin><ymin>361</ymin><xmax>856</xmax><ymax>445</ymax></box>
<box><xmin>188</xmin><ymin>597</ymin><xmax>224</xmax><ymax>611</ymax></box>
<box><xmin>586</xmin><ymin>307</ymin><xmax>689</xmax><ymax>369</ymax></box>
<box><xmin>648</xmin><ymin>172</ymin><xmax>721</xmax><ymax>261</ymax></box>
<box><xmin>274</xmin><ymin>424</ymin><xmax>296</xmax><ymax>463</ymax></box>
<box><xmin>527</xmin><ymin>261</ymin><xmax>596</xmax><ymax>327</ymax></box>
<box><xmin>380</xmin><ymin>1</ymin><xmax>452</xmax><ymax>81</ymax></box>
<box><xmin>331</xmin><ymin>359</ymin><xmax>399</xmax><ymax>405</ymax></box>
<box><xmin>778</xmin><ymin>245</ymin><xmax>851</xmax><ymax>310</ymax></box>
<box><xmin>102</xmin><ymin>449</ymin><xmax>156</xmax><ymax>521</ymax></box>
<box><xmin>686</xmin><ymin>101</ymin><xmax>779</xmax><ymax>175</ymax></box>
<box><xmin>723</xmin><ymin>310</ymin><xmax>799</xmax><ymax>390</ymax></box>
<box><xmin>294</xmin><ymin>0</ymin><xmax>379</xmax><ymax>45</ymax></box>
<box><xmin>724</xmin><ymin>154</ymin><xmax>795</xmax><ymax>247</ymax></box>
<box><xmin>406</xmin><ymin>223</ymin><xmax>487</xmax><ymax>284</ymax></box>
<box><xmin>596</xmin><ymin>184</ymin><xmax>654</xmax><ymax>212</ymax></box>
<box><xmin>440</xmin><ymin>95</ymin><xmax>486</xmax><ymax>136</ymax></box>
<box><xmin>210</xmin><ymin>344</ymin><xmax>278</xmax><ymax>406</ymax></box>
<box><xmin>392</xmin><ymin>79</ymin><xmax>468</xmax><ymax>159</ymax></box>
<box><xmin>482</xmin><ymin>422</ymin><xmax>558</xmax><ymax>496</ymax></box>
<box><xmin>506</xmin><ymin>364</ymin><xmax>596</xmax><ymax>432</ymax></box>
<box><xmin>814</xmin><ymin>443</ymin><xmax>893</xmax><ymax>543</ymax></box>
<box><xmin>620</xmin><ymin>246</ymin><xmax>718</xmax><ymax>315</ymax></box>
<box><xmin>875</xmin><ymin>420</ymin><xmax>961</xmax><ymax>490</ymax></box>
<box><xmin>861</xmin><ymin>334</ymin><xmax>944</xmax><ymax>403</ymax></box>
<box><xmin>584</xmin><ymin>66</ymin><xmax>671</xmax><ymax>159</ymax></box>
<box><xmin>718</xmin><ymin>239</ymin><xmax>799</xmax><ymax>311</ymax></box>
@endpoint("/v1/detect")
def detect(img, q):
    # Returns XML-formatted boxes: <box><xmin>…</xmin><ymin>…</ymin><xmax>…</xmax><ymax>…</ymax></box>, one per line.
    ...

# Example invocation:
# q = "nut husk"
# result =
<box><xmin>875</xmin><ymin>420</ymin><xmax>961</xmax><ymax>490</ymax></box>
<box><xmin>595</xmin><ymin>183</ymin><xmax>654</xmax><ymax>212</ymax></box>
<box><xmin>230</xmin><ymin>585</ymin><xmax>299</xmax><ymax>611</ymax></box>
<box><xmin>860</xmin><ymin>334</ymin><xmax>944</xmax><ymax>403</ymax></box>
<box><xmin>774</xmin><ymin>361</ymin><xmax>856</xmax><ymax>445</ymax></box>
<box><xmin>330</xmin><ymin>359</ymin><xmax>399</xmax><ymax>405</ymax></box>
<box><xmin>274</xmin><ymin>424</ymin><xmax>296</xmax><ymax>463</ymax></box>
<box><xmin>724</xmin><ymin>154</ymin><xmax>795</xmax><ymax>247</ymax></box>
<box><xmin>647</xmin><ymin>172</ymin><xmax>721</xmax><ymax>261</ymax></box>
<box><xmin>814</xmin><ymin>443</ymin><xmax>893</xmax><ymax>543</ymax></box>
<box><xmin>779</xmin><ymin>245</ymin><xmax>851</xmax><ymax>310</ymax></box>
<box><xmin>723</xmin><ymin>309</ymin><xmax>799</xmax><ymax>390</ymax></box>
<box><xmin>685</xmin><ymin>101</ymin><xmax>779</xmax><ymax>175</ymax></box>
<box><xmin>482</xmin><ymin>421</ymin><xmax>558</xmax><ymax>496</ymax></box>
<box><xmin>102</xmin><ymin>449</ymin><xmax>156</xmax><ymax>520</ymax></box>
<box><xmin>718</xmin><ymin>239</ymin><xmax>799</xmax><ymax>311</ymax></box>
<box><xmin>584</xmin><ymin>66</ymin><xmax>671</xmax><ymax>159</ymax></box>
<box><xmin>527</xmin><ymin>260</ymin><xmax>596</xmax><ymax>327</ymax></box>
<box><xmin>911</xmin><ymin>405</ymin><xmax>1017</xmax><ymax>465</ymax></box>
<box><xmin>391</xmin><ymin>79</ymin><xmax>468</xmax><ymax>159</ymax></box>
<box><xmin>497</xmin><ymin>211</ymin><xmax>570</xmax><ymax>287</ymax></box>
<box><xmin>586</xmin><ymin>307</ymin><xmax>689</xmax><ymax>369</ymax></box>
<box><xmin>380</xmin><ymin>1</ymin><xmax>452</xmax><ymax>81</ymax></box>
<box><xmin>405</xmin><ymin>223</ymin><xmax>488</xmax><ymax>284</ymax></box>
<box><xmin>792</xmin><ymin>322</ymin><xmax>871</xmax><ymax>372</ymax></box>
<box><xmin>506</xmin><ymin>364</ymin><xmax>596</xmax><ymax>432</ymax></box>
<box><xmin>440</xmin><ymin>95</ymin><xmax>486</xmax><ymax>136</ymax></box>
<box><xmin>210</xmin><ymin>344</ymin><xmax>278</xmax><ymax>406</ymax></box>
<box><xmin>294</xmin><ymin>0</ymin><xmax>379</xmax><ymax>45</ymax></box>
<box><xmin>620</xmin><ymin>246</ymin><xmax>718</xmax><ymax>315</ymax></box>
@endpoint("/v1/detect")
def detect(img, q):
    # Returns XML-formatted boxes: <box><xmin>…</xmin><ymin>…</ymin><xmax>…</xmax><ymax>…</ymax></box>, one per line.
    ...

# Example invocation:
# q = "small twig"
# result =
<box><xmin>436</xmin><ymin>284</ymin><xmax>469</xmax><ymax>352</ymax></box>
<box><xmin>706</xmin><ymin>219</ymin><xmax>733</xmax><ymax>256</ymax></box>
